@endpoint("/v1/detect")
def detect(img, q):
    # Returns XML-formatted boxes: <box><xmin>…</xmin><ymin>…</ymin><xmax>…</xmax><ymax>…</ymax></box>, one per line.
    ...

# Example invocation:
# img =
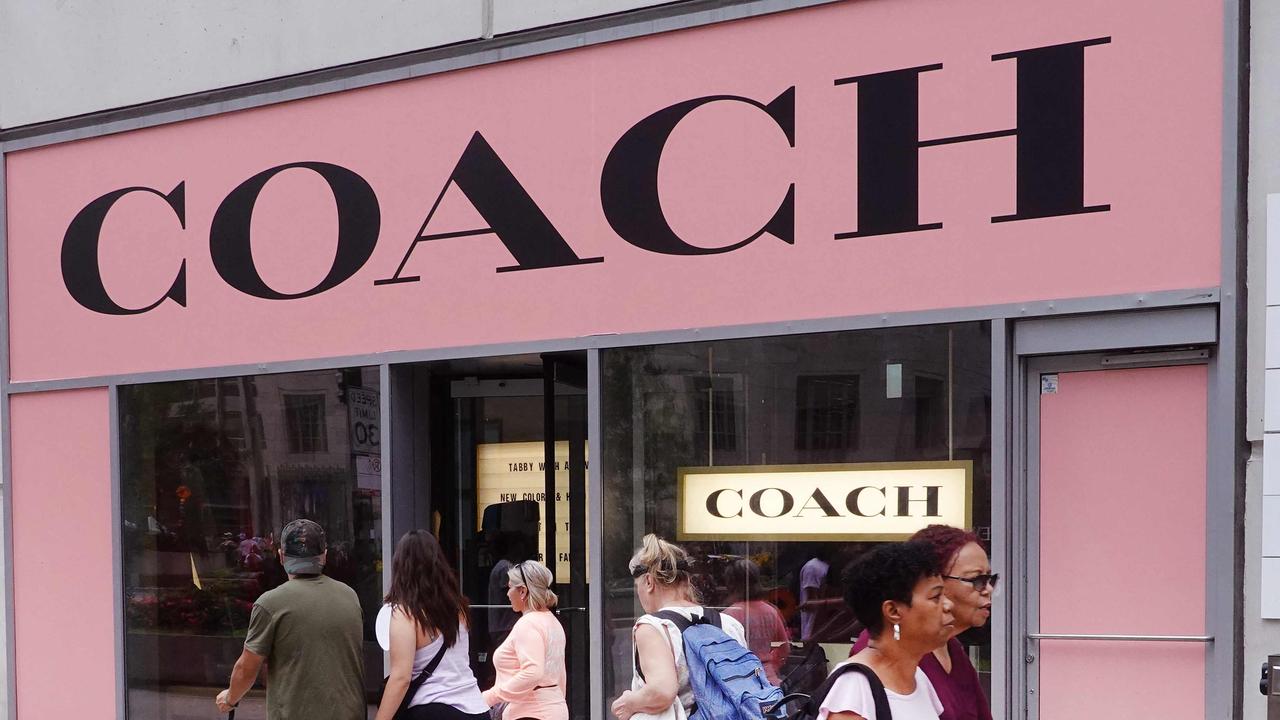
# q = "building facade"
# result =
<box><xmin>0</xmin><ymin>0</ymin><xmax>1258</xmax><ymax>718</ymax></box>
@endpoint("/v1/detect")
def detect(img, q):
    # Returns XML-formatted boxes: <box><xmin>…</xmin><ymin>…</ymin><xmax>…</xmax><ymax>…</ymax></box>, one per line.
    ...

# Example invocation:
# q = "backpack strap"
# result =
<box><xmin>654</xmin><ymin>608</ymin><xmax>722</xmax><ymax>632</ymax></box>
<box><xmin>639</xmin><ymin>608</ymin><xmax>722</xmax><ymax>679</ymax></box>
<box><xmin>804</xmin><ymin>662</ymin><xmax>892</xmax><ymax>720</ymax></box>
<box><xmin>634</xmin><ymin>609</ymin><xmax>722</xmax><ymax>683</ymax></box>
<box><xmin>653</xmin><ymin>609</ymin><xmax>693</xmax><ymax>632</ymax></box>
<box><xmin>697</xmin><ymin>607</ymin><xmax>723</xmax><ymax>629</ymax></box>
<box><xmin>633</xmin><ymin>614</ymin><xmax>681</xmax><ymax>683</ymax></box>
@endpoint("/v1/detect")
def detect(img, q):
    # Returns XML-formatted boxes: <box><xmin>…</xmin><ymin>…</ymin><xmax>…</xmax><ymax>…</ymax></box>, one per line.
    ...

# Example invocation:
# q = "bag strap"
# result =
<box><xmin>653</xmin><ymin>610</ymin><xmax>693</xmax><ymax>633</ymax></box>
<box><xmin>634</xmin><ymin>612</ymin><xmax>692</xmax><ymax>683</ymax></box>
<box><xmin>423</xmin><ymin>638</ymin><xmax>449</xmax><ymax>677</ymax></box>
<box><xmin>804</xmin><ymin>662</ymin><xmax>891</xmax><ymax>720</ymax></box>
<box><xmin>407</xmin><ymin>637</ymin><xmax>451</xmax><ymax>690</ymax></box>
<box><xmin>653</xmin><ymin>608</ymin><xmax>722</xmax><ymax>632</ymax></box>
<box><xmin>697</xmin><ymin>607</ymin><xmax>723</xmax><ymax>629</ymax></box>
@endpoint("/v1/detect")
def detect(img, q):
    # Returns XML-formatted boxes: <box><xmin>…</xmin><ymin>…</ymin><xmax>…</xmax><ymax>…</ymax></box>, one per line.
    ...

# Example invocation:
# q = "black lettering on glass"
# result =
<box><xmin>375</xmin><ymin>132</ymin><xmax>603</xmax><ymax>285</ymax></box>
<box><xmin>706</xmin><ymin>488</ymin><xmax>744</xmax><ymax>518</ymax></box>
<box><xmin>846</xmin><ymin>486</ymin><xmax>886</xmax><ymax>517</ymax></box>
<box><xmin>896</xmin><ymin>485</ymin><xmax>941</xmax><ymax>517</ymax></box>
<box><xmin>61</xmin><ymin>183</ymin><xmax>188</xmax><ymax>316</ymax></box>
<box><xmin>834</xmin><ymin>37</ymin><xmax>1110</xmax><ymax>238</ymax></box>
<box><xmin>600</xmin><ymin>88</ymin><xmax>795</xmax><ymax>255</ymax></box>
<box><xmin>210</xmin><ymin>162</ymin><xmax>380</xmax><ymax>300</ymax></box>
<box><xmin>749</xmin><ymin>488</ymin><xmax>795</xmax><ymax>518</ymax></box>
<box><xmin>796</xmin><ymin>488</ymin><xmax>840</xmax><ymax>518</ymax></box>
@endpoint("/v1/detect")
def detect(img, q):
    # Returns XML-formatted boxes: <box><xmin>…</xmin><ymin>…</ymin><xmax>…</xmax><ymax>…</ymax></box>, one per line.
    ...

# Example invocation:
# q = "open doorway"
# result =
<box><xmin>389</xmin><ymin>352</ymin><xmax>590</xmax><ymax>718</ymax></box>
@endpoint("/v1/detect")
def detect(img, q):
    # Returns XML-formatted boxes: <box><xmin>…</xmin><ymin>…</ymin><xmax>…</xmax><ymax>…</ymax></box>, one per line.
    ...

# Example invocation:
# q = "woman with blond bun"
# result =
<box><xmin>610</xmin><ymin>534</ymin><xmax>747</xmax><ymax>720</ymax></box>
<box><xmin>482</xmin><ymin>560</ymin><xmax>568</xmax><ymax>720</ymax></box>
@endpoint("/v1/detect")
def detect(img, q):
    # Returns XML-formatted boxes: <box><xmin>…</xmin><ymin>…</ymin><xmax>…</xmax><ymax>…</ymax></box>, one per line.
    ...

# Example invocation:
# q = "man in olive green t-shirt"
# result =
<box><xmin>215</xmin><ymin>519</ymin><xmax>366</xmax><ymax>719</ymax></box>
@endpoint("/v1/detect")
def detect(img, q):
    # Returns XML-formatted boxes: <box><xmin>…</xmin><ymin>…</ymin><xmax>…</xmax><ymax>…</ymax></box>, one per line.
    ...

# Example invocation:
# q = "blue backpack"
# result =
<box><xmin>641</xmin><ymin>608</ymin><xmax>786</xmax><ymax>720</ymax></box>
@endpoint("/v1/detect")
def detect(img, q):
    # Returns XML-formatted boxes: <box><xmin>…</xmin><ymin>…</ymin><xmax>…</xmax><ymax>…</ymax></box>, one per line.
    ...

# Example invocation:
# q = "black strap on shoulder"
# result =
<box><xmin>423</xmin><ymin>639</ymin><xmax>449</xmax><ymax>677</ymax></box>
<box><xmin>653</xmin><ymin>607</ymin><xmax>722</xmax><ymax>632</ymax></box>
<box><xmin>392</xmin><ymin>637</ymin><xmax>452</xmax><ymax>716</ymax></box>
<box><xmin>635</xmin><ymin>609</ymin><xmax>720</xmax><ymax>682</ymax></box>
<box><xmin>653</xmin><ymin>609</ymin><xmax>692</xmax><ymax>632</ymax></box>
<box><xmin>698</xmin><ymin>607</ymin><xmax>723</xmax><ymax>629</ymax></box>
<box><xmin>805</xmin><ymin>662</ymin><xmax>891</xmax><ymax>720</ymax></box>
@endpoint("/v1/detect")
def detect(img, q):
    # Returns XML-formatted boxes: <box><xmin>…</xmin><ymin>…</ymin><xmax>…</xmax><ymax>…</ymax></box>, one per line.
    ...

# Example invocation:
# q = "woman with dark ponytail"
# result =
<box><xmin>375</xmin><ymin>530</ymin><xmax>488</xmax><ymax>720</ymax></box>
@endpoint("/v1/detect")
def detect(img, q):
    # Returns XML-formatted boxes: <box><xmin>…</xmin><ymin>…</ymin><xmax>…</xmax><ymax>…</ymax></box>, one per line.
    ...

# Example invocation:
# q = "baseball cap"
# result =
<box><xmin>281</xmin><ymin>519</ymin><xmax>326</xmax><ymax>575</ymax></box>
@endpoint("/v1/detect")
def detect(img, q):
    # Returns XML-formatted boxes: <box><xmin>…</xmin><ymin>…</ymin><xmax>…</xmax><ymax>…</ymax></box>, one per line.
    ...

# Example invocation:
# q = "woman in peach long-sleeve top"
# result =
<box><xmin>482</xmin><ymin>560</ymin><xmax>568</xmax><ymax>720</ymax></box>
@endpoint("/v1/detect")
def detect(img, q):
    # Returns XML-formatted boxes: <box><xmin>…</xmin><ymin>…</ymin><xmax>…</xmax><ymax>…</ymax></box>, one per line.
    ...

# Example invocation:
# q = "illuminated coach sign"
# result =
<box><xmin>677</xmin><ymin>462</ymin><xmax>972</xmax><ymax>541</ymax></box>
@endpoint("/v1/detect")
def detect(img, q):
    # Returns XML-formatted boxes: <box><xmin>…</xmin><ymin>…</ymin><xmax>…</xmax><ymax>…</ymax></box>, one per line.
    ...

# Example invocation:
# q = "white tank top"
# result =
<box><xmin>377</xmin><ymin>604</ymin><xmax>488</xmax><ymax>714</ymax></box>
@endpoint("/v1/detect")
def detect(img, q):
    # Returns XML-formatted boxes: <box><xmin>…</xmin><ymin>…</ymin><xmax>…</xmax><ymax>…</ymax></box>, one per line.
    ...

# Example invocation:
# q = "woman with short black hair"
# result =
<box><xmin>820</xmin><ymin>541</ymin><xmax>954</xmax><ymax>720</ymax></box>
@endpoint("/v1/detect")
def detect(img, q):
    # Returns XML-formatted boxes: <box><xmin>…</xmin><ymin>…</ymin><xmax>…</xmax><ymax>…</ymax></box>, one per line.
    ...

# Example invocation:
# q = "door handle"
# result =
<box><xmin>1027</xmin><ymin>633</ymin><xmax>1213</xmax><ymax>643</ymax></box>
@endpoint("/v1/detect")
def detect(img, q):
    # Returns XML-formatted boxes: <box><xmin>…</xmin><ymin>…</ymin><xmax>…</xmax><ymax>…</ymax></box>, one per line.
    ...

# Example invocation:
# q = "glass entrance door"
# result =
<box><xmin>398</xmin><ymin>352</ymin><xmax>589</xmax><ymax>719</ymax></box>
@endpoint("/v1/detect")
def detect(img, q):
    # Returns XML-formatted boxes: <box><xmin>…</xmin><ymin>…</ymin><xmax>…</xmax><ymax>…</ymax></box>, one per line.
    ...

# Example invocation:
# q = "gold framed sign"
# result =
<box><xmin>677</xmin><ymin>461</ymin><xmax>972</xmax><ymax>541</ymax></box>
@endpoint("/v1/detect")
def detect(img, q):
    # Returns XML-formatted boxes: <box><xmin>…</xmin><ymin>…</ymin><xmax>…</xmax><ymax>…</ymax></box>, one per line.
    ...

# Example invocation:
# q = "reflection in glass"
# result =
<box><xmin>121</xmin><ymin>368</ymin><xmax>382</xmax><ymax>720</ymax></box>
<box><xmin>601</xmin><ymin>324</ymin><xmax>992</xmax><ymax>714</ymax></box>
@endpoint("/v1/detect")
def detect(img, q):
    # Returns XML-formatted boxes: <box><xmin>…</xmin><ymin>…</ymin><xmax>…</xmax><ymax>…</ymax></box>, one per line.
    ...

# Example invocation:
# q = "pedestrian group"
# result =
<box><xmin>215</xmin><ymin>520</ymin><xmax>996</xmax><ymax>720</ymax></box>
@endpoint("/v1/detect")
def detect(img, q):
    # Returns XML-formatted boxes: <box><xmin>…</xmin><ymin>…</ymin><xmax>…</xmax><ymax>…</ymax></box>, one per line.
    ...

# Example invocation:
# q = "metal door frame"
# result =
<box><xmin>1008</xmin><ymin>305</ymin><xmax>1230</xmax><ymax>719</ymax></box>
<box><xmin>387</xmin><ymin>352</ymin><xmax>597</xmax><ymax>718</ymax></box>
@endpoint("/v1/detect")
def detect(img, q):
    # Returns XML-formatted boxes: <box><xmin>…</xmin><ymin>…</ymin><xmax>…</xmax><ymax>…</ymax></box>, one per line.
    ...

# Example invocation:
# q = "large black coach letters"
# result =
<box><xmin>600</xmin><ymin>88</ymin><xmax>795</xmax><ymax>255</ymax></box>
<box><xmin>62</xmin><ymin>183</ymin><xmax>188</xmax><ymax>315</ymax></box>
<box><xmin>210</xmin><ymin>162</ymin><xmax>380</xmax><ymax>300</ymax></box>
<box><xmin>834</xmin><ymin>38</ymin><xmax>1111</xmax><ymax>238</ymax></box>
<box><xmin>61</xmin><ymin>36</ymin><xmax>1115</xmax><ymax>315</ymax></box>
<box><xmin>376</xmin><ymin>132</ymin><xmax>603</xmax><ymax>285</ymax></box>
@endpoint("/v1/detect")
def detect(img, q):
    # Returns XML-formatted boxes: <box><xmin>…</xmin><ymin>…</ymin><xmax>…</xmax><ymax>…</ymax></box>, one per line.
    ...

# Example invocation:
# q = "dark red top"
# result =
<box><xmin>849</xmin><ymin>631</ymin><xmax>993</xmax><ymax>720</ymax></box>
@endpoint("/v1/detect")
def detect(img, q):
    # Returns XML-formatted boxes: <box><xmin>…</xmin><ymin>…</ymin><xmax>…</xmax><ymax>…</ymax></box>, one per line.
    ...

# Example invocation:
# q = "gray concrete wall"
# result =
<box><xmin>0</xmin><ymin>0</ymin><xmax>685</xmax><ymax>129</ymax></box>
<box><xmin>1246</xmin><ymin>0</ymin><xmax>1280</xmax><ymax>716</ymax></box>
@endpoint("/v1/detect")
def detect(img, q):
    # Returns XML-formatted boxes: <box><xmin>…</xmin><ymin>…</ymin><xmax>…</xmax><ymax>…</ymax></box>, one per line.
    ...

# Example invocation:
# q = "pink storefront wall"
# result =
<box><xmin>4</xmin><ymin>0</ymin><xmax>1224</xmax><ymax>383</ymax></box>
<box><xmin>9</xmin><ymin>389</ymin><xmax>115</xmax><ymax>718</ymax></box>
<box><xmin>0</xmin><ymin>1</ymin><xmax>1227</xmax><ymax>713</ymax></box>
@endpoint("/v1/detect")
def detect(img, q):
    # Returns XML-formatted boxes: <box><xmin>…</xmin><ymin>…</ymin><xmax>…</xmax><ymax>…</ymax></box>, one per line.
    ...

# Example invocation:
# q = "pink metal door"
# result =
<box><xmin>1033</xmin><ymin>364</ymin><xmax>1208</xmax><ymax>718</ymax></box>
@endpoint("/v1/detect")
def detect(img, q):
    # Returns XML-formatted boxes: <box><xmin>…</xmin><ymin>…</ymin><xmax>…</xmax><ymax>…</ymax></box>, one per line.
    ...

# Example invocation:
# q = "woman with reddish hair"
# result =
<box><xmin>849</xmin><ymin>525</ymin><xmax>995</xmax><ymax>720</ymax></box>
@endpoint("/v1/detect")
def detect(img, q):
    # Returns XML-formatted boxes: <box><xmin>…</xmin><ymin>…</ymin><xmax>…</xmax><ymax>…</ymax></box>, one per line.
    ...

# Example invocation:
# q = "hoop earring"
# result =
<box><xmin>893</xmin><ymin>623</ymin><xmax>901</xmax><ymax>641</ymax></box>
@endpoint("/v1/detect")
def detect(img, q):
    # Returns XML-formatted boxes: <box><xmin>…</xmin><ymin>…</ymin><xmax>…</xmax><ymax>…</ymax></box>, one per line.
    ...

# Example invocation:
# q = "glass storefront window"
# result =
<box><xmin>120</xmin><ymin>368</ymin><xmax>383</xmax><ymax>719</ymax></box>
<box><xmin>600</xmin><ymin>324</ymin><xmax>992</xmax><ymax>713</ymax></box>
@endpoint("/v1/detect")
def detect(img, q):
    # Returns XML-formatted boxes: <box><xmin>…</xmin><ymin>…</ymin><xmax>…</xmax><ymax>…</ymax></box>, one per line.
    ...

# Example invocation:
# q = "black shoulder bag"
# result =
<box><xmin>381</xmin><ymin>640</ymin><xmax>450</xmax><ymax>719</ymax></box>
<box><xmin>775</xmin><ymin>662</ymin><xmax>892</xmax><ymax>720</ymax></box>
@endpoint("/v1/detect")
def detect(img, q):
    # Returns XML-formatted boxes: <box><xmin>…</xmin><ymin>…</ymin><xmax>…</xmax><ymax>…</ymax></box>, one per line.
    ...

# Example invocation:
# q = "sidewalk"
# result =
<box><xmin>127</xmin><ymin>687</ymin><xmax>377</xmax><ymax>719</ymax></box>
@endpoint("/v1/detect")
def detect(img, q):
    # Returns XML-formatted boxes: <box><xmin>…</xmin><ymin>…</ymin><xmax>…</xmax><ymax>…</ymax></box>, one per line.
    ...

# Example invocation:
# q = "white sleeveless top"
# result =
<box><xmin>817</xmin><ymin>665</ymin><xmax>944</xmax><ymax>720</ymax></box>
<box><xmin>376</xmin><ymin>604</ymin><xmax>489</xmax><ymax>713</ymax></box>
<box><xmin>631</xmin><ymin>606</ymin><xmax>747</xmax><ymax>716</ymax></box>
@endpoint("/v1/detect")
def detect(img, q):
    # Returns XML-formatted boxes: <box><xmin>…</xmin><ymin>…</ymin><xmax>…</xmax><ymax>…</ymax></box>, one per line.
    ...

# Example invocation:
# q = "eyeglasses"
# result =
<box><xmin>942</xmin><ymin>573</ymin><xmax>1000</xmax><ymax>592</ymax></box>
<box><xmin>516</xmin><ymin>561</ymin><xmax>530</xmax><ymax>590</ymax></box>
<box><xmin>629</xmin><ymin>564</ymin><xmax>648</xmax><ymax>579</ymax></box>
